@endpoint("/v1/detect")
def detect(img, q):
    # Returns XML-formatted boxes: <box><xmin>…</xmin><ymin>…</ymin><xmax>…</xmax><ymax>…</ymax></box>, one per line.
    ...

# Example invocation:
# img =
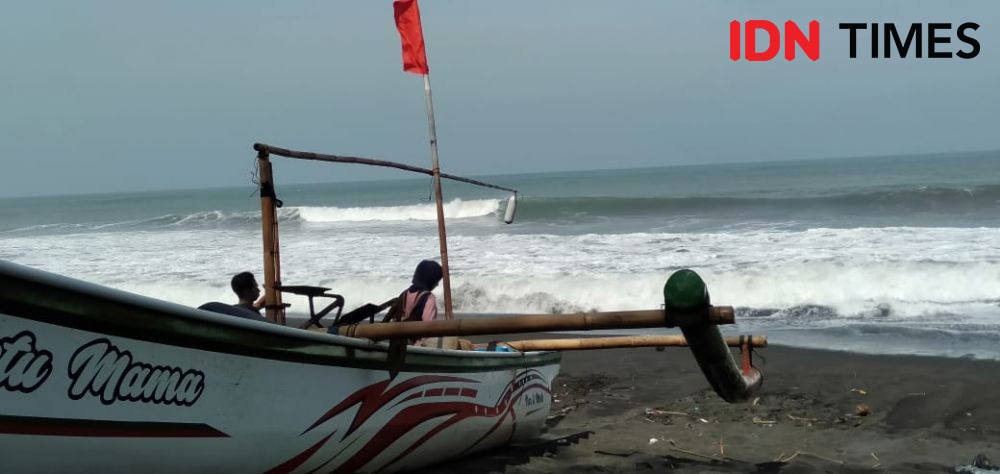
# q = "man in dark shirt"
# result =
<box><xmin>231</xmin><ymin>272</ymin><xmax>265</xmax><ymax>314</ymax></box>
<box><xmin>196</xmin><ymin>272</ymin><xmax>269</xmax><ymax>322</ymax></box>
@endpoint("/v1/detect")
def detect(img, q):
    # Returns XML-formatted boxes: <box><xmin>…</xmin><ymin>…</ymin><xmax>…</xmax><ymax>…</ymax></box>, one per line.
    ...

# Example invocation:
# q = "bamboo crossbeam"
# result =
<box><xmin>337</xmin><ymin>307</ymin><xmax>734</xmax><ymax>340</ymax></box>
<box><xmin>252</xmin><ymin>143</ymin><xmax>518</xmax><ymax>194</ymax></box>
<box><xmin>498</xmin><ymin>335</ymin><xmax>766</xmax><ymax>352</ymax></box>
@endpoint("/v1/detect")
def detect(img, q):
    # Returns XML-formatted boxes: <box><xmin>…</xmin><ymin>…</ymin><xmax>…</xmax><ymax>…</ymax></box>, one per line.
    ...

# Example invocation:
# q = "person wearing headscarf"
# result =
<box><xmin>402</xmin><ymin>260</ymin><xmax>442</xmax><ymax>326</ymax></box>
<box><xmin>380</xmin><ymin>260</ymin><xmax>445</xmax><ymax>370</ymax></box>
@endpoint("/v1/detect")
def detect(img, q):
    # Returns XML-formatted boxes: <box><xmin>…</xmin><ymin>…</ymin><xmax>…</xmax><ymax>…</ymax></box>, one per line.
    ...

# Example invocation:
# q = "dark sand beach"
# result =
<box><xmin>421</xmin><ymin>342</ymin><xmax>1000</xmax><ymax>473</ymax></box>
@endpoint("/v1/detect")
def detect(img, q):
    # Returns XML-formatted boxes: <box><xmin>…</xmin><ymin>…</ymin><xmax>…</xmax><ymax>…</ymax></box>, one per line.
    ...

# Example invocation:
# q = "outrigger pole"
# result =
<box><xmin>252</xmin><ymin>144</ymin><xmax>763</xmax><ymax>402</ymax></box>
<box><xmin>496</xmin><ymin>335</ymin><xmax>767</xmax><ymax>352</ymax></box>
<box><xmin>252</xmin><ymin>144</ymin><xmax>516</xmax><ymax>194</ymax></box>
<box><xmin>334</xmin><ymin>269</ymin><xmax>764</xmax><ymax>403</ymax></box>
<box><xmin>337</xmin><ymin>307</ymin><xmax>737</xmax><ymax>340</ymax></box>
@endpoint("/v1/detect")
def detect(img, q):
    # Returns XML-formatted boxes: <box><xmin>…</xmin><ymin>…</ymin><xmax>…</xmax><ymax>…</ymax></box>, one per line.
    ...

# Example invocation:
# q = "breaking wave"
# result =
<box><xmin>1</xmin><ymin>199</ymin><xmax>503</xmax><ymax>234</ymax></box>
<box><xmin>290</xmin><ymin>198</ymin><xmax>500</xmax><ymax>223</ymax></box>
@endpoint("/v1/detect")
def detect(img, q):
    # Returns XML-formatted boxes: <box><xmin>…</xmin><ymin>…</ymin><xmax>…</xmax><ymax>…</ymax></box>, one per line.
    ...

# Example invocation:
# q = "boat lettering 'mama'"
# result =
<box><xmin>68</xmin><ymin>338</ymin><xmax>205</xmax><ymax>406</ymax></box>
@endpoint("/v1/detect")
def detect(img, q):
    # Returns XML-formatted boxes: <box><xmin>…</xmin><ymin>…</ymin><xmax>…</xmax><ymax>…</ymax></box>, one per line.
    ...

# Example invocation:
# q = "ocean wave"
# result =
<box><xmin>8</xmin><ymin>227</ymin><xmax>1000</xmax><ymax>313</ymax></box>
<box><xmin>6</xmin><ymin>183</ymin><xmax>998</xmax><ymax>235</ymax></box>
<box><xmin>0</xmin><ymin>199</ymin><xmax>503</xmax><ymax>234</ymax></box>
<box><xmin>94</xmin><ymin>272</ymin><xmax>1000</xmax><ymax>324</ymax></box>
<box><xmin>512</xmin><ymin>184</ymin><xmax>1000</xmax><ymax>222</ymax></box>
<box><xmin>291</xmin><ymin>198</ymin><xmax>501</xmax><ymax>223</ymax></box>
<box><xmin>6</xmin><ymin>226</ymin><xmax>1000</xmax><ymax>337</ymax></box>
<box><xmin>8</xmin><ymin>224</ymin><xmax>1000</xmax><ymax>359</ymax></box>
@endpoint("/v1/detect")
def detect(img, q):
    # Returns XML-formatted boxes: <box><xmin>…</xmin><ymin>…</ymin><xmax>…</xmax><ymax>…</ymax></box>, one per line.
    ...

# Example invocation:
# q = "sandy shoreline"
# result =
<box><xmin>419</xmin><ymin>342</ymin><xmax>1000</xmax><ymax>473</ymax></box>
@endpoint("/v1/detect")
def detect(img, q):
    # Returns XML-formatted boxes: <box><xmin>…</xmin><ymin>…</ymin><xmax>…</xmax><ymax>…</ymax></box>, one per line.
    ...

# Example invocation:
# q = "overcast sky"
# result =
<box><xmin>1</xmin><ymin>1</ymin><xmax>998</xmax><ymax>197</ymax></box>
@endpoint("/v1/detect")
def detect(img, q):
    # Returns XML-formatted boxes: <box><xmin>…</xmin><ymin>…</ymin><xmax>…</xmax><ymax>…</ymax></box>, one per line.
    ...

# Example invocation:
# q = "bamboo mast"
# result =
<box><xmin>393</xmin><ymin>0</ymin><xmax>456</xmax><ymax>319</ymax></box>
<box><xmin>256</xmin><ymin>149</ymin><xmax>284</xmax><ymax>325</ymax></box>
<box><xmin>422</xmin><ymin>73</ymin><xmax>454</xmax><ymax>320</ymax></box>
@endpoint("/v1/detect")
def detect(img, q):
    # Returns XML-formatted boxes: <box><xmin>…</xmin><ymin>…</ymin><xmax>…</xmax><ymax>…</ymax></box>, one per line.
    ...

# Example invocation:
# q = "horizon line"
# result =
<box><xmin>2</xmin><ymin>147</ymin><xmax>996</xmax><ymax>200</ymax></box>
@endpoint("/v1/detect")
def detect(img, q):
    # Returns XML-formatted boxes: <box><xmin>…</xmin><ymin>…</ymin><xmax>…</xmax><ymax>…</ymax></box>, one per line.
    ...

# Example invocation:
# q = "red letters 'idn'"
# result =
<box><xmin>730</xmin><ymin>20</ymin><xmax>821</xmax><ymax>62</ymax></box>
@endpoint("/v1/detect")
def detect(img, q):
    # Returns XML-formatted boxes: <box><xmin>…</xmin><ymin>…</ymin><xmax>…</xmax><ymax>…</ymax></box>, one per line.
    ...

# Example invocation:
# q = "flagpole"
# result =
<box><xmin>422</xmin><ymin>73</ymin><xmax>454</xmax><ymax>320</ymax></box>
<box><xmin>394</xmin><ymin>0</ymin><xmax>454</xmax><ymax>320</ymax></box>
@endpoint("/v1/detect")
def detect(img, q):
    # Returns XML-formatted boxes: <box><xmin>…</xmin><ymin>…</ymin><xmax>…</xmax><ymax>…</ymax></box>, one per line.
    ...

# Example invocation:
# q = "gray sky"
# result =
<box><xmin>2</xmin><ymin>1</ymin><xmax>998</xmax><ymax>197</ymax></box>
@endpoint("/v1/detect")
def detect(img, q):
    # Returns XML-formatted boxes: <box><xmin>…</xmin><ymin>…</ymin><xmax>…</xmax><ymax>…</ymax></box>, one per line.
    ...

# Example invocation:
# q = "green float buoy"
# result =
<box><xmin>663</xmin><ymin>269</ymin><xmax>710</xmax><ymax>312</ymax></box>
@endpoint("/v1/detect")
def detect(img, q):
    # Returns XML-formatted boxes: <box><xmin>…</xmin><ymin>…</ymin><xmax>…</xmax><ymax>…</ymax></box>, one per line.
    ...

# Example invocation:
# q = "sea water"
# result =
<box><xmin>2</xmin><ymin>151</ymin><xmax>999</xmax><ymax>359</ymax></box>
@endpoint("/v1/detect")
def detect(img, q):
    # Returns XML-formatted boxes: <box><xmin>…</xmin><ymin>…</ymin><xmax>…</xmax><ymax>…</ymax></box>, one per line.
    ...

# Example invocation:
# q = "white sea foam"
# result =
<box><xmin>292</xmin><ymin>198</ymin><xmax>500</xmax><ymax>223</ymax></box>
<box><xmin>3</xmin><ymin>226</ymin><xmax>999</xmax><ymax>357</ymax></box>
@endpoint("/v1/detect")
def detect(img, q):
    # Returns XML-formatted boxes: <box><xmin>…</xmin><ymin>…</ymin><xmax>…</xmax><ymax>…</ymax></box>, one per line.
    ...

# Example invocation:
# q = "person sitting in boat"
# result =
<box><xmin>195</xmin><ymin>272</ymin><xmax>268</xmax><ymax>322</ymax></box>
<box><xmin>384</xmin><ymin>260</ymin><xmax>442</xmax><ymax>346</ymax></box>
<box><xmin>231</xmin><ymin>271</ymin><xmax>266</xmax><ymax>314</ymax></box>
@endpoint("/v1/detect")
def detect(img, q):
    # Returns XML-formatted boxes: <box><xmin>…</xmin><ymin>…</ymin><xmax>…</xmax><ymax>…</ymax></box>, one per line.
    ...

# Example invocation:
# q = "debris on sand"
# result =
<box><xmin>955</xmin><ymin>453</ymin><xmax>1000</xmax><ymax>473</ymax></box>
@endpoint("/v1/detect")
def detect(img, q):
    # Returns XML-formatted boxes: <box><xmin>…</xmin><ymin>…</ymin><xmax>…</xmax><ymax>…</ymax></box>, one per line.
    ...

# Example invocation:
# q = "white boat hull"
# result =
<box><xmin>0</xmin><ymin>261</ymin><xmax>560</xmax><ymax>473</ymax></box>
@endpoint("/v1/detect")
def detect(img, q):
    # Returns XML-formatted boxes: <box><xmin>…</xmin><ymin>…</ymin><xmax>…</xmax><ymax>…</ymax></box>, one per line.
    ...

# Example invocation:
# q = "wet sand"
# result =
<box><xmin>421</xmin><ymin>342</ymin><xmax>1000</xmax><ymax>473</ymax></box>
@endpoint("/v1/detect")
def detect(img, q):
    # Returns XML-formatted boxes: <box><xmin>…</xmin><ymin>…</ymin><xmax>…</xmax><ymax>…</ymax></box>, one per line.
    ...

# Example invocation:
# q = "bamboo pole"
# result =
<box><xmin>256</xmin><ymin>149</ymin><xmax>284</xmax><ymax>324</ymax></box>
<box><xmin>251</xmin><ymin>143</ymin><xmax>517</xmax><ymax>194</ymax></box>
<box><xmin>497</xmin><ymin>335</ymin><xmax>767</xmax><ymax>352</ymax></box>
<box><xmin>337</xmin><ymin>307</ymin><xmax>734</xmax><ymax>340</ymax></box>
<box><xmin>271</xmin><ymin>214</ymin><xmax>284</xmax><ymax>326</ymax></box>
<box><xmin>422</xmin><ymin>73</ymin><xmax>453</xmax><ymax>320</ymax></box>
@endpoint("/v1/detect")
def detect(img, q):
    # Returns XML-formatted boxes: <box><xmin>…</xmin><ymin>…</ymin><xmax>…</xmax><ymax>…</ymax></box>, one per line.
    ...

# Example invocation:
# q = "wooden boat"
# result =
<box><xmin>0</xmin><ymin>259</ymin><xmax>560</xmax><ymax>473</ymax></box>
<box><xmin>0</xmin><ymin>143</ymin><xmax>763</xmax><ymax>473</ymax></box>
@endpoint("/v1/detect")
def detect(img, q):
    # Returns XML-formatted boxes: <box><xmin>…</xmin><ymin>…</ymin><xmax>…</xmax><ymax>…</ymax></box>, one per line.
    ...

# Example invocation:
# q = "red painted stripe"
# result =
<box><xmin>444</xmin><ymin>388</ymin><xmax>460</xmax><ymax>396</ymax></box>
<box><xmin>303</xmin><ymin>375</ymin><xmax>476</xmax><ymax>435</ymax></box>
<box><xmin>266</xmin><ymin>432</ymin><xmax>336</xmax><ymax>474</ymax></box>
<box><xmin>402</xmin><ymin>391</ymin><xmax>423</xmax><ymax>402</ymax></box>
<box><xmin>424</xmin><ymin>388</ymin><xmax>443</xmax><ymax>397</ymax></box>
<box><xmin>460</xmin><ymin>388</ymin><xmax>477</xmax><ymax>398</ymax></box>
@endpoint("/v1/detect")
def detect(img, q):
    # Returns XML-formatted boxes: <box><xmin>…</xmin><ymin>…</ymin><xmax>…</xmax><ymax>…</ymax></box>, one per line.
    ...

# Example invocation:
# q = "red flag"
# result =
<box><xmin>393</xmin><ymin>0</ymin><xmax>429</xmax><ymax>75</ymax></box>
